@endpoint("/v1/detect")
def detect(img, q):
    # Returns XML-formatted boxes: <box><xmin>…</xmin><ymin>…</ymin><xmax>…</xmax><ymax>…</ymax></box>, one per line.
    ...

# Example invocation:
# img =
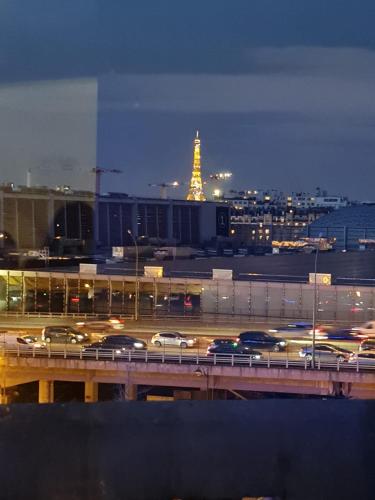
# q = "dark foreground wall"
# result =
<box><xmin>0</xmin><ymin>401</ymin><xmax>374</xmax><ymax>500</ymax></box>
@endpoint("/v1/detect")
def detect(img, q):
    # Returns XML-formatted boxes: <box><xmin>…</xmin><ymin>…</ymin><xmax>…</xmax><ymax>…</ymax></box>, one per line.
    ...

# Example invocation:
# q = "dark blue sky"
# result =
<box><xmin>1</xmin><ymin>1</ymin><xmax>375</xmax><ymax>199</ymax></box>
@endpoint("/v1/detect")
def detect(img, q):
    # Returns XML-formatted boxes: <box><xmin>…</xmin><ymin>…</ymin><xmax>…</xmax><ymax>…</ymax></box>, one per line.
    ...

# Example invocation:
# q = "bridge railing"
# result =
<box><xmin>1</xmin><ymin>345</ymin><xmax>374</xmax><ymax>373</ymax></box>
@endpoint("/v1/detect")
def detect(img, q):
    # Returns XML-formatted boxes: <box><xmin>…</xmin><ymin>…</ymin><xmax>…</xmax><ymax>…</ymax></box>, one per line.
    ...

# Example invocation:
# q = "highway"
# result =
<box><xmin>0</xmin><ymin>317</ymin><xmax>367</xmax><ymax>363</ymax></box>
<box><xmin>0</xmin><ymin>341</ymin><xmax>373</xmax><ymax>373</ymax></box>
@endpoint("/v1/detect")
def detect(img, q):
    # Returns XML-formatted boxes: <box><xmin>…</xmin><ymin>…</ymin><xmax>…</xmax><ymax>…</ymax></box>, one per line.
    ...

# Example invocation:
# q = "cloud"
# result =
<box><xmin>1</xmin><ymin>1</ymin><xmax>375</xmax><ymax>84</ymax></box>
<box><xmin>97</xmin><ymin>45</ymin><xmax>375</xmax><ymax>199</ymax></box>
<box><xmin>245</xmin><ymin>46</ymin><xmax>375</xmax><ymax>78</ymax></box>
<box><xmin>98</xmin><ymin>46</ymin><xmax>375</xmax><ymax>119</ymax></box>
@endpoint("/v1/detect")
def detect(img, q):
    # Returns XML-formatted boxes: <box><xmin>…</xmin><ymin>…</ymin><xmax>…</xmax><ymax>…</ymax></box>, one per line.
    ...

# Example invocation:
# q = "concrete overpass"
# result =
<box><xmin>2</xmin><ymin>354</ymin><xmax>375</xmax><ymax>403</ymax></box>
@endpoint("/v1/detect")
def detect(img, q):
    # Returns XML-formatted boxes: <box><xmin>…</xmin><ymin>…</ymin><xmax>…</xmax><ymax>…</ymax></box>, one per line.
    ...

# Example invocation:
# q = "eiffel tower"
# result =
<box><xmin>186</xmin><ymin>130</ymin><xmax>206</xmax><ymax>201</ymax></box>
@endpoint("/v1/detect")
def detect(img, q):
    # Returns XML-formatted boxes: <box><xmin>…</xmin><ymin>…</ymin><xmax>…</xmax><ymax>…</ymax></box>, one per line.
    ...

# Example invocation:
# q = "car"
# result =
<box><xmin>76</xmin><ymin>316</ymin><xmax>125</xmax><ymax>331</ymax></box>
<box><xmin>359</xmin><ymin>339</ymin><xmax>375</xmax><ymax>352</ymax></box>
<box><xmin>349</xmin><ymin>352</ymin><xmax>375</xmax><ymax>366</ymax></box>
<box><xmin>299</xmin><ymin>344</ymin><xmax>354</xmax><ymax>363</ymax></box>
<box><xmin>269</xmin><ymin>322</ymin><xmax>312</xmax><ymax>336</ymax></box>
<box><xmin>82</xmin><ymin>334</ymin><xmax>147</xmax><ymax>354</ymax></box>
<box><xmin>355</xmin><ymin>321</ymin><xmax>375</xmax><ymax>338</ymax></box>
<box><xmin>207</xmin><ymin>338</ymin><xmax>237</xmax><ymax>348</ymax></box>
<box><xmin>41</xmin><ymin>326</ymin><xmax>90</xmax><ymax>344</ymax></box>
<box><xmin>0</xmin><ymin>332</ymin><xmax>45</xmax><ymax>350</ymax></box>
<box><xmin>151</xmin><ymin>332</ymin><xmax>197</xmax><ymax>348</ymax></box>
<box><xmin>16</xmin><ymin>335</ymin><xmax>46</xmax><ymax>348</ymax></box>
<box><xmin>101</xmin><ymin>335</ymin><xmax>146</xmax><ymax>350</ymax></box>
<box><xmin>324</xmin><ymin>328</ymin><xmax>367</xmax><ymax>342</ymax></box>
<box><xmin>206</xmin><ymin>340</ymin><xmax>262</xmax><ymax>359</ymax></box>
<box><xmin>236</xmin><ymin>331</ymin><xmax>287</xmax><ymax>352</ymax></box>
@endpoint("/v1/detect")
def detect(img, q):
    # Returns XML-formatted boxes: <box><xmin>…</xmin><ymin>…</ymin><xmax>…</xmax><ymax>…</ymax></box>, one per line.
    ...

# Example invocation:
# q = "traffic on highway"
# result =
<box><xmin>2</xmin><ymin>317</ymin><xmax>375</xmax><ymax>371</ymax></box>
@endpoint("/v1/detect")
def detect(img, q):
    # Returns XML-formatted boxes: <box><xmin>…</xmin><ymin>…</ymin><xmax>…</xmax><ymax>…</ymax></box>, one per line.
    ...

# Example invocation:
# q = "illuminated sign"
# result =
<box><xmin>79</xmin><ymin>263</ymin><xmax>97</xmax><ymax>275</ymax></box>
<box><xmin>309</xmin><ymin>273</ymin><xmax>331</xmax><ymax>286</ymax></box>
<box><xmin>212</xmin><ymin>269</ymin><xmax>233</xmax><ymax>280</ymax></box>
<box><xmin>144</xmin><ymin>266</ymin><xmax>163</xmax><ymax>278</ymax></box>
<box><xmin>112</xmin><ymin>247</ymin><xmax>124</xmax><ymax>258</ymax></box>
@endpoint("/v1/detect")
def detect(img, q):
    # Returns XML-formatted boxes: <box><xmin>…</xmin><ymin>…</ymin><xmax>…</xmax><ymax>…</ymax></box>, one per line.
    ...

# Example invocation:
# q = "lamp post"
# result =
<box><xmin>127</xmin><ymin>230</ymin><xmax>139</xmax><ymax>321</ymax></box>
<box><xmin>311</xmin><ymin>241</ymin><xmax>320</xmax><ymax>369</ymax></box>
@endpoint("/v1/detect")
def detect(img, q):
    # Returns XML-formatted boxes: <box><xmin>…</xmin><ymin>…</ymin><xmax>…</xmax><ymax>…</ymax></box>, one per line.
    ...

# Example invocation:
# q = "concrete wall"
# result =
<box><xmin>0</xmin><ymin>401</ymin><xmax>374</xmax><ymax>499</ymax></box>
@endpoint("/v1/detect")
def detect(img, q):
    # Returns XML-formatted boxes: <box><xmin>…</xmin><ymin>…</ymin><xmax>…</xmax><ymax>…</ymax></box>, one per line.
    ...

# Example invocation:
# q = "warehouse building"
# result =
<box><xmin>0</xmin><ymin>186</ymin><xmax>229</xmax><ymax>254</ymax></box>
<box><xmin>307</xmin><ymin>205</ymin><xmax>375</xmax><ymax>251</ymax></box>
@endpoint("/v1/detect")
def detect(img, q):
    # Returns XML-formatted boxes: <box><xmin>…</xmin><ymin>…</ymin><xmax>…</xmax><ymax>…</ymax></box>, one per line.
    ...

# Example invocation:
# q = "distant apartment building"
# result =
<box><xmin>225</xmin><ymin>187</ymin><xmax>347</xmax><ymax>251</ymax></box>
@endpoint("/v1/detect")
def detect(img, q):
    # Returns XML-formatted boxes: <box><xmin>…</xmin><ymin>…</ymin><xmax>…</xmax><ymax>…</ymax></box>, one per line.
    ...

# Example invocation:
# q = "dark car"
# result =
<box><xmin>83</xmin><ymin>335</ymin><xmax>147</xmax><ymax>354</ymax></box>
<box><xmin>41</xmin><ymin>326</ymin><xmax>90</xmax><ymax>344</ymax></box>
<box><xmin>208</xmin><ymin>338</ymin><xmax>237</xmax><ymax>348</ymax></box>
<box><xmin>360</xmin><ymin>339</ymin><xmax>375</xmax><ymax>352</ymax></box>
<box><xmin>325</xmin><ymin>328</ymin><xmax>366</xmax><ymax>342</ymax></box>
<box><xmin>236</xmin><ymin>331</ymin><xmax>287</xmax><ymax>352</ymax></box>
<box><xmin>269</xmin><ymin>322</ymin><xmax>312</xmax><ymax>336</ymax></box>
<box><xmin>207</xmin><ymin>340</ymin><xmax>262</xmax><ymax>359</ymax></box>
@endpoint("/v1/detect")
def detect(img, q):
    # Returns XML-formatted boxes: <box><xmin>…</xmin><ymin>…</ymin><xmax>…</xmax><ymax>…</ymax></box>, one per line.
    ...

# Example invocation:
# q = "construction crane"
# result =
<box><xmin>91</xmin><ymin>167</ymin><xmax>122</xmax><ymax>196</ymax></box>
<box><xmin>148</xmin><ymin>181</ymin><xmax>183</xmax><ymax>199</ymax></box>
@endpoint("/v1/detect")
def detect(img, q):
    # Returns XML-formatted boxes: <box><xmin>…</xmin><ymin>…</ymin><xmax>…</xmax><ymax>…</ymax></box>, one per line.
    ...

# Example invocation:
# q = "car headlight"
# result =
<box><xmin>116</xmin><ymin>349</ymin><xmax>121</xmax><ymax>354</ymax></box>
<box><xmin>133</xmin><ymin>342</ymin><xmax>144</xmax><ymax>348</ymax></box>
<box><xmin>77</xmin><ymin>335</ymin><xmax>84</xmax><ymax>340</ymax></box>
<box><xmin>255</xmin><ymin>354</ymin><xmax>261</xmax><ymax>359</ymax></box>
<box><xmin>279</xmin><ymin>341</ymin><xmax>286</xmax><ymax>346</ymax></box>
<box><xmin>269</xmin><ymin>329</ymin><xmax>277</xmax><ymax>333</ymax></box>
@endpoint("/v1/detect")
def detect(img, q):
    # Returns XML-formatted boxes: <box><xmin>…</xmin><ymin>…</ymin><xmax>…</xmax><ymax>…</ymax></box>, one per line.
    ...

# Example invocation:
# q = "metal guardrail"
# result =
<box><xmin>1</xmin><ymin>345</ymin><xmax>374</xmax><ymax>373</ymax></box>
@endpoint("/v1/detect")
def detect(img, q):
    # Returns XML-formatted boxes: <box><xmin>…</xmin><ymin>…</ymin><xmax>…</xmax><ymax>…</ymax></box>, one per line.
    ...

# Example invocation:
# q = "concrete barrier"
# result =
<box><xmin>0</xmin><ymin>400</ymin><xmax>374</xmax><ymax>499</ymax></box>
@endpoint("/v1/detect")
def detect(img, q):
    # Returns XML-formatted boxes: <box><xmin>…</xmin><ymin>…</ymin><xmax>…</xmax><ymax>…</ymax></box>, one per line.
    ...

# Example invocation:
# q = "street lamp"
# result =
<box><xmin>312</xmin><ymin>235</ymin><xmax>323</xmax><ymax>369</ymax></box>
<box><xmin>127</xmin><ymin>230</ymin><xmax>139</xmax><ymax>321</ymax></box>
<box><xmin>194</xmin><ymin>367</ymin><xmax>210</xmax><ymax>400</ymax></box>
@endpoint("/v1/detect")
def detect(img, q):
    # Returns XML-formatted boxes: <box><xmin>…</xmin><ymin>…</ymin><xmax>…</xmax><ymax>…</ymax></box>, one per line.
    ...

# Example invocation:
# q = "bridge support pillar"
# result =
<box><xmin>125</xmin><ymin>383</ymin><xmax>137</xmax><ymax>401</ymax></box>
<box><xmin>85</xmin><ymin>381</ymin><xmax>99</xmax><ymax>403</ymax></box>
<box><xmin>38</xmin><ymin>380</ymin><xmax>54</xmax><ymax>403</ymax></box>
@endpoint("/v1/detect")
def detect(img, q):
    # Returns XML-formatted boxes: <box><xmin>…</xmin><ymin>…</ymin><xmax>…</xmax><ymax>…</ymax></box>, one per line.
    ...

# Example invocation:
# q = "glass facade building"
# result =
<box><xmin>0</xmin><ymin>269</ymin><xmax>374</xmax><ymax>323</ymax></box>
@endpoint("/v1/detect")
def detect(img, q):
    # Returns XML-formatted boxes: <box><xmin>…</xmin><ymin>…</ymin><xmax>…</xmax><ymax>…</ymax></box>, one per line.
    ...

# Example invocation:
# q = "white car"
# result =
<box><xmin>76</xmin><ymin>316</ymin><xmax>125</xmax><ymax>331</ymax></box>
<box><xmin>151</xmin><ymin>332</ymin><xmax>197</xmax><ymax>348</ymax></box>
<box><xmin>355</xmin><ymin>321</ymin><xmax>375</xmax><ymax>338</ymax></box>
<box><xmin>0</xmin><ymin>332</ymin><xmax>45</xmax><ymax>350</ymax></box>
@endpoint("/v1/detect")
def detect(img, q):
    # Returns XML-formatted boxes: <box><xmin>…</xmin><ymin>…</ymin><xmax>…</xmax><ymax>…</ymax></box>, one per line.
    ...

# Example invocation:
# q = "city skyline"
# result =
<box><xmin>1</xmin><ymin>1</ymin><xmax>375</xmax><ymax>199</ymax></box>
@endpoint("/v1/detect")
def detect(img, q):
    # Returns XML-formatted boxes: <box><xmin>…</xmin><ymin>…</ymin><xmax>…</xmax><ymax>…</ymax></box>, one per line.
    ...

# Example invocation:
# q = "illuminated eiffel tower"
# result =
<box><xmin>186</xmin><ymin>130</ymin><xmax>206</xmax><ymax>201</ymax></box>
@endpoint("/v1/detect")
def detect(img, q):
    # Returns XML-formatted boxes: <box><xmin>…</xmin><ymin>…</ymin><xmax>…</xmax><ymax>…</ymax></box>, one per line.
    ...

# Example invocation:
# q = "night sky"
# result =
<box><xmin>1</xmin><ymin>1</ymin><xmax>375</xmax><ymax>199</ymax></box>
